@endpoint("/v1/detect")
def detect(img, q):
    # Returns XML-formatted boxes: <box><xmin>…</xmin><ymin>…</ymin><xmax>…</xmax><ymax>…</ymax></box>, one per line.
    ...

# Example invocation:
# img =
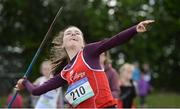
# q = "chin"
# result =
<box><xmin>65</xmin><ymin>41</ymin><xmax>83</xmax><ymax>49</ymax></box>
<box><xmin>68</xmin><ymin>43</ymin><xmax>79</xmax><ymax>49</ymax></box>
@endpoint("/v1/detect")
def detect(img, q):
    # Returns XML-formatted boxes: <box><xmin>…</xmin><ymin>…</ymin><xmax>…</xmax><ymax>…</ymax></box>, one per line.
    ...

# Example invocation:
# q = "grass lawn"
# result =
<box><xmin>1</xmin><ymin>91</ymin><xmax>180</xmax><ymax>108</ymax></box>
<box><xmin>0</xmin><ymin>96</ymin><xmax>6</xmax><ymax>108</ymax></box>
<box><xmin>135</xmin><ymin>92</ymin><xmax>180</xmax><ymax>108</ymax></box>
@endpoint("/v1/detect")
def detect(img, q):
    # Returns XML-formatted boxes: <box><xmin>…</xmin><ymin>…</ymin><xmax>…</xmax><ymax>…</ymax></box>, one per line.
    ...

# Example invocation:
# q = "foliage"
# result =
<box><xmin>0</xmin><ymin>0</ymin><xmax>179</xmax><ymax>94</ymax></box>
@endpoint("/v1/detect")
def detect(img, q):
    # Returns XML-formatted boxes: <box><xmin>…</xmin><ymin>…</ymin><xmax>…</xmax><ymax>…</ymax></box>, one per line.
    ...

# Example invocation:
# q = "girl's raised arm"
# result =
<box><xmin>85</xmin><ymin>20</ymin><xmax>154</xmax><ymax>56</ymax></box>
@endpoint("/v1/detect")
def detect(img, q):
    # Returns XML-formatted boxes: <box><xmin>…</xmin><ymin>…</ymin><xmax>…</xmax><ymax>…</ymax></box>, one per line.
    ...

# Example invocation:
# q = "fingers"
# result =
<box><xmin>15</xmin><ymin>85</ymin><xmax>20</xmax><ymax>91</ymax></box>
<box><xmin>147</xmin><ymin>19</ymin><xmax>155</xmax><ymax>23</ymax></box>
<box><xmin>16</xmin><ymin>78</ymin><xmax>25</xmax><ymax>90</ymax></box>
<box><xmin>17</xmin><ymin>79</ymin><xmax>24</xmax><ymax>85</ymax></box>
<box><xmin>142</xmin><ymin>20</ymin><xmax>155</xmax><ymax>25</ymax></box>
<box><xmin>137</xmin><ymin>24</ymin><xmax>146</xmax><ymax>32</ymax></box>
<box><xmin>137</xmin><ymin>19</ymin><xmax>154</xmax><ymax>33</ymax></box>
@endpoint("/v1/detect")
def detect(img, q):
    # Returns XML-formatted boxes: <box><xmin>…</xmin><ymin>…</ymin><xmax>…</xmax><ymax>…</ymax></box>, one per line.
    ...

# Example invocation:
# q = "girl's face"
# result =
<box><xmin>121</xmin><ymin>67</ymin><xmax>133</xmax><ymax>80</ymax></box>
<box><xmin>125</xmin><ymin>68</ymin><xmax>133</xmax><ymax>80</ymax></box>
<box><xmin>40</xmin><ymin>62</ymin><xmax>51</xmax><ymax>77</ymax></box>
<box><xmin>62</xmin><ymin>27</ymin><xmax>85</xmax><ymax>50</ymax></box>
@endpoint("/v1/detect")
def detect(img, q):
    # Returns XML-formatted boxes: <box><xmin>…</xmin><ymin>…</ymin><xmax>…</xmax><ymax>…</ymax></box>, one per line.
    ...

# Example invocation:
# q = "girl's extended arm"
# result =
<box><xmin>23</xmin><ymin>75</ymin><xmax>67</xmax><ymax>96</ymax></box>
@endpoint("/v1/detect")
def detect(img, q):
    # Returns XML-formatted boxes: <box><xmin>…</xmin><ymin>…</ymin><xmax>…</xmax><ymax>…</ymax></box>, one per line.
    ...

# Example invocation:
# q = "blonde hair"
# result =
<box><xmin>104</xmin><ymin>51</ymin><xmax>112</xmax><ymax>65</ymax></box>
<box><xmin>50</xmin><ymin>31</ymin><xmax>69</xmax><ymax>74</ymax></box>
<box><xmin>119</xmin><ymin>63</ymin><xmax>134</xmax><ymax>78</ymax></box>
<box><xmin>119</xmin><ymin>63</ymin><xmax>134</xmax><ymax>75</ymax></box>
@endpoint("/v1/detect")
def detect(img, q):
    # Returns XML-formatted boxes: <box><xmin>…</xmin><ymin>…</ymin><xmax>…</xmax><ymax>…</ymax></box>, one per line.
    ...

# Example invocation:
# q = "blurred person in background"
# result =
<box><xmin>31</xmin><ymin>60</ymin><xmax>62</xmax><ymax>109</ymax></box>
<box><xmin>142</xmin><ymin>63</ymin><xmax>152</xmax><ymax>85</ymax></box>
<box><xmin>132</xmin><ymin>62</ymin><xmax>141</xmax><ymax>82</ymax></box>
<box><xmin>7</xmin><ymin>89</ymin><xmax>23</xmax><ymax>108</ymax></box>
<box><xmin>138</xmin><ymin>72</ymin><xmax>151</xmax><ymax>107</ymax></box>
<box><xmin>118</xmin><ymin>63</ymin><xmax>136</xmax><ymax>108</ymax></box>
<box><xmin>100</xmin><ymin>51</ymin><xmax>120</xmax><ymax>101</ymax></box>
<box><xmin>132</xmin><ymin>62</ymin><xmax>141</xmax><ymax>96</ymax></box>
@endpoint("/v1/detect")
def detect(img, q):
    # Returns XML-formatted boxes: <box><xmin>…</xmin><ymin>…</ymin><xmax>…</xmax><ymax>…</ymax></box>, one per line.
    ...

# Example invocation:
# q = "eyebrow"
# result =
<box><xmin>75</xmin><ymin>30</ymin><xmax>81</xmax><ymax>33</ymax></box>
<box><xmin>65</xmin><ymin>30</ymin><xmax>72</xmax><ymax>33</ymax></box>
<box><xmin>65</xmin><ymin>30</ymin><xmax>81</xmax><ymax>33</ymax></box>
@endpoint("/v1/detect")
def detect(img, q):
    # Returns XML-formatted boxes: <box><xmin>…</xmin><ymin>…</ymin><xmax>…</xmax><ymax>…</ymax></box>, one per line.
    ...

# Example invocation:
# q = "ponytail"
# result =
<box><xmin>50</xmin><ymin>31</ymin><xmax>69</xmax><ymax>75</ymax></box>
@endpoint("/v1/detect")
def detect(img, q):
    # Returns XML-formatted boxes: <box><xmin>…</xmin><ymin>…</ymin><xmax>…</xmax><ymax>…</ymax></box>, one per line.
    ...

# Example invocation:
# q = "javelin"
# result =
<box><xmin>7</xmin><ymin>6</ymin><xmax>63</xmax><ymax>108</ymax></box>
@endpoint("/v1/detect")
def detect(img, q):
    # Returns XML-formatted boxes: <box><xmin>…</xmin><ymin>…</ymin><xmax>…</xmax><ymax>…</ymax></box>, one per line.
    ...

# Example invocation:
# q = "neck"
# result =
<box><xmin>100</xmin><ymin>63</ymin><xmax>104</xmax><ymax>69</ymax></box>
<box><xmin>45</xmin><ymin>74</ymin><xmax>52</xmax><ymax>79</ymax></box>
<box><xmin>120</xmin><ymin>77</ymin><xmax>131</xmax><ymax>86</ymax></box>
<box><xmin>66</xmin><ymin>47</ymin><xmax>82</xmax><ymax>60</ymax></box>
<box><xmin>44</xmin><ymin>75</ymin><xmax>50</xmax><ymax>79</ymax></box>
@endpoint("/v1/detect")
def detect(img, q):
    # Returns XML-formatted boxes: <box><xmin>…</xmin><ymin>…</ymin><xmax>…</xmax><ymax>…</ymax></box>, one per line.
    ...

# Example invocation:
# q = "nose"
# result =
<box><xmin>71</xmin><ymin>32</ymin><xmax>76</xmax><ymax>36</ymax></box>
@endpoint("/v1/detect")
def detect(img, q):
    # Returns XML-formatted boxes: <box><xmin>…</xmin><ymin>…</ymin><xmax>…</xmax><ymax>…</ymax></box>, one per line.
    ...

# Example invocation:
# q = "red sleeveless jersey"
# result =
<box><xmin>60</xmin><ymin>51</ymin><xmax>116</xmax><ymax>108</ymax></box>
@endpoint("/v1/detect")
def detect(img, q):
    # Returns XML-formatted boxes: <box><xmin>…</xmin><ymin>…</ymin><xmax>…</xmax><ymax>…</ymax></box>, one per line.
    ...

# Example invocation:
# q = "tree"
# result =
<box><xmin>0</xmin><ymin>0</ymin><xmax>179</xmax><ymax>94</ymax></box>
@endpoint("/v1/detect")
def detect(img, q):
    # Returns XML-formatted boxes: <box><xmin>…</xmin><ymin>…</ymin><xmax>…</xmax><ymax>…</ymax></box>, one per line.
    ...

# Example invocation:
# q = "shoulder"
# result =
<box><xmin>107</xmin><ymin>65</ymin><xmax>118</xmax><ymax>74</ymax></box>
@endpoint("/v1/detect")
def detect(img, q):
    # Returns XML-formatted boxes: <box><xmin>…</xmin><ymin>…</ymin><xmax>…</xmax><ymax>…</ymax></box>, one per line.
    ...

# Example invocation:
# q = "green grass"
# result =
<box><xmin>1</xmin><ymin>92</ymin><xmax>180</xmax><ymax>108</ymax></box>
<box><xmin>135</xmin><ymin>92</ymin><xmax>180</xmax><ymax>108</ymax></box>
<box><xmin>0</xmin><ymin>96</ymin><xmax>6</xmax><ymax>108</ymax></box>
<box><xmin>0</xmin><ymin>93</ymin><xmax>29</xmax><ymax>108</ymax></box>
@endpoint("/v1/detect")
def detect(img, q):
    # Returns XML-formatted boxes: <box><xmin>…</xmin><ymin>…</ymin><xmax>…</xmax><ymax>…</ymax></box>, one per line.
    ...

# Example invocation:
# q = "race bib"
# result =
<box><xmin>65</xmin><ymin>77</ymin><xmax>94</xmax><ymax>107</ymax></box>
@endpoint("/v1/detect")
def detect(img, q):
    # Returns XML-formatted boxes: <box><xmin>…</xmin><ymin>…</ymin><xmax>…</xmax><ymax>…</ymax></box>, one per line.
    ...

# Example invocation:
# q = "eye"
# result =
<box><xmin>76</xmin><ymin>32</ymin><xmax>80</xmax><ymax>35</ymax></box>
<box><xmin>75</xmin><ymin>30</ymin><xmax>81</xmax><ymax>35</ymax></box>
<box><xmin>65</xmin><ymin>32</ymin><xmax>71</xmax><ymax>35</ymax></box>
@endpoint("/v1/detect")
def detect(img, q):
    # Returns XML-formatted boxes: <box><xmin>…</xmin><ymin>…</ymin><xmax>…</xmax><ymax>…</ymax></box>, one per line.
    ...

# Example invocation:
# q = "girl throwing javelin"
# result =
<box><xmin>16</xmin><ymin>20</ymin><xmax>154</xmax><ymax>108</ymax></box>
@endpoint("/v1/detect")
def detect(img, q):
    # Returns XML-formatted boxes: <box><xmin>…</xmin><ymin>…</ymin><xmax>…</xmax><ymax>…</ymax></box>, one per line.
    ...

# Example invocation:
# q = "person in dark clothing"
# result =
<box><xmin>118</xmin><ymin>63</ymin><xmax>136</xmax><ymax>108</ymax></box>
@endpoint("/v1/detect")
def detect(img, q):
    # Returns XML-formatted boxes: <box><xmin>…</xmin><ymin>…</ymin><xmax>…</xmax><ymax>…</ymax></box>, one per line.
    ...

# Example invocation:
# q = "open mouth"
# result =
<box><xmin>70</xmin><ymin>38</ymin><xmax>78</xmax><ymax>41</ymax></box>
